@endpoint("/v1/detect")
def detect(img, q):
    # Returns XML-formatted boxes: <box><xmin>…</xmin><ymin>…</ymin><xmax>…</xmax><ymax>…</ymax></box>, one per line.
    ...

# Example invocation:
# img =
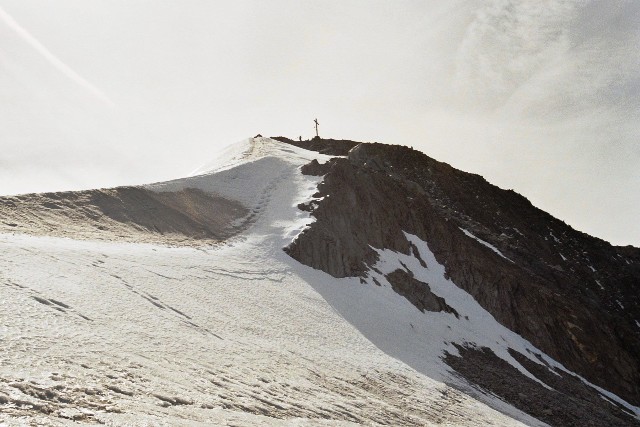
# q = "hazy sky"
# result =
<box><xmin>0</xmin><ymin>0</ymin><xmax>638</xmax><ymax>246</ymax></box>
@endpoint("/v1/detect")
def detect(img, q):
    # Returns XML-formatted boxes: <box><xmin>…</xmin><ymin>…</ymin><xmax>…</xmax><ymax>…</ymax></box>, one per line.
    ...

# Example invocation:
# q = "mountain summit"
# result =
<box><xmin>0</xmin><ymin>136</ymin><xmax>638</xmax><ymax>426</ymax></box>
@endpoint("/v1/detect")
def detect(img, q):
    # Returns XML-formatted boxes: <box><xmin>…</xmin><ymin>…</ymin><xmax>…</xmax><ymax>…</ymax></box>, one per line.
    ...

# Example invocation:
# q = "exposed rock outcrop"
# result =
<box><xmin>385</xmin><ymin>268</ymin><xmax>459</xmax><ymax>317</ymax></box>
<box><xmin>445</xmin><ymin>345</ymin><xmax>637</xmax><ymax>427</ymax></box>
<box><xmin>281</xmin><ymin>139</ymin><xmax>640</xmax><ymax>417</ymax></box>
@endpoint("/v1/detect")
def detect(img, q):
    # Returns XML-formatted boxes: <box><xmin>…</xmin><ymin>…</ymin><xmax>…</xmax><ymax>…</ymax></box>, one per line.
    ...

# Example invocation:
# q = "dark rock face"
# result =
<box><xmin>282</xmin><ymin>140</ymin><xmax>640</xmax><ymax>414</ymax></box>
<box><xmin>445</xmin><ymin>345</ymin><xmax>639</xmax><ymax>427</ymax></box>
<box><xmin>385</xmin><ymin>269</ymin><xmax>459</xmax><ymax>317</ymax></box>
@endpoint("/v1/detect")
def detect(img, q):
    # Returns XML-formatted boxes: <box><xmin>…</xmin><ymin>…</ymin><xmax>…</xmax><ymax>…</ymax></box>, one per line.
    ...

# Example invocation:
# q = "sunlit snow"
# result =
<box><xmin>0</xmin><ymin>138</ymin><xmax>535</xmax><ymax>426</ymax></box>
<box><xmin>1</xmin><ymin>137</ymin><xmax>637</xmax><ymax>425</ymax></box>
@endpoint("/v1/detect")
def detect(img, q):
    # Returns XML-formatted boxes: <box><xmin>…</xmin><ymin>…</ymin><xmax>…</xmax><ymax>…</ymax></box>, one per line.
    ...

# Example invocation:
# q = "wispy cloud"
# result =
<box><xmin>0</xmin><ymin>5</ymin><xmax>114</xmax><ymax>107</ymax></box>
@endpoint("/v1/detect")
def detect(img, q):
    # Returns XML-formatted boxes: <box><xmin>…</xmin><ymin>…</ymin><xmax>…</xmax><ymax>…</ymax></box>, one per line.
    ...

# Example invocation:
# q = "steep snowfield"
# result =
<box><xmin>1</xmin><ymin>138</ymin><xmax>542</xmax><ymax>425</ymax></box>
<box><xmin>365</xmin><ymin>234</ymin><xmax>639</xmax><ymax>416</ymax></box>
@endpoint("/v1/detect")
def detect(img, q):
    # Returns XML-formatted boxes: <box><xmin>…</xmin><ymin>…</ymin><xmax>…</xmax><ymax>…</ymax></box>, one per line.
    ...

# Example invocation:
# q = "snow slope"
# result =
<box><xmin>1</xmin><ymin>137</ymin><xmax>545</xmax><ymax>425</ymax></box>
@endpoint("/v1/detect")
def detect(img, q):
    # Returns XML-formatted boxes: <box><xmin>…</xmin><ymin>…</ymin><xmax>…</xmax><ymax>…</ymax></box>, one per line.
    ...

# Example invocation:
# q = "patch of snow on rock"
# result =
<box><xmin>459</xmin><ymin>228</ymin><xmax>514</xmax><ymax>263</ymax></box>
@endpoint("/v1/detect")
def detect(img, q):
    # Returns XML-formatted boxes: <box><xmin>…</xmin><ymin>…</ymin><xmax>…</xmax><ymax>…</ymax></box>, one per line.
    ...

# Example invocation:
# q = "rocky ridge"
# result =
<box><xmin>279</xmin><ymin>136</ymin><xmax>640</xmax><ymax>426</ymax></box>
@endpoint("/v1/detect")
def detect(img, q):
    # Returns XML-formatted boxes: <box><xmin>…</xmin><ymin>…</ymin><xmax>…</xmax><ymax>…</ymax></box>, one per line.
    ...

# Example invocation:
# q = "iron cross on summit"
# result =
<box><xmin>314</xmin><ymin>118</ymin><xmax>319</xmax><ymax>138</ymax></box>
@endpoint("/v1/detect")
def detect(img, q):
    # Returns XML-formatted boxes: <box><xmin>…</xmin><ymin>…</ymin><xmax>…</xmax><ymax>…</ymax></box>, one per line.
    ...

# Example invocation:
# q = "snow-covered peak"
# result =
<box><xmin>144</xmin><ymin>137</ymin><xmax>333</xmax><ymax>247</ymax></box>
<box><xmin>1</xmin><ymin>136</ymin><xmax>638</xmax><ymax>426</ymax></box>
<box><xmin>189</xmin><ymin>137</ymin><xmax>330</xmax><ymax>176</ymax></box>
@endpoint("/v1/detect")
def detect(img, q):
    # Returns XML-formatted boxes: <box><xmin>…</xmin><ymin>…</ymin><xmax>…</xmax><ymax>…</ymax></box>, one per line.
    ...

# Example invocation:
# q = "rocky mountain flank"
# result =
<box><xmin>278</xmin><ymin>137</ymin><xmax>640</xmax><ymax>425</ymax></box>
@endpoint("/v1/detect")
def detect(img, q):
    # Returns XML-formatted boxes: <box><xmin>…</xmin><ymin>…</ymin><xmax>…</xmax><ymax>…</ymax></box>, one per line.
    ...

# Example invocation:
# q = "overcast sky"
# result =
<box><xmin>0</xmin><ymin>0</ymin><xmax>638</xmax><ymax>246</ymax></box>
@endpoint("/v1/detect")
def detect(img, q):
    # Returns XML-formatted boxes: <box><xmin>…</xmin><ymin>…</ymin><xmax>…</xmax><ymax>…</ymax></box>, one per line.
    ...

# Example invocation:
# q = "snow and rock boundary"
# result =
<box><xmin>0</xmin><ymin>137</ymin><xmax>536</xmax><ymax>426</ymax></box>
<box><xmin>281</xmin><ymin>138</ymin><xmax>640</xmax><ymax>425</ymax></box>
<box><xmin>2</xmin><ymin>136</ymin><xmax>638</xmax><ymax>426</ymax></box>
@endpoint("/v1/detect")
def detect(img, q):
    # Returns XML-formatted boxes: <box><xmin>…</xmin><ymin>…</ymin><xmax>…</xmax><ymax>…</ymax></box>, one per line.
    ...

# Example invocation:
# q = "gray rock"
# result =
<box><xmin>281</xmin><ymin>139</ymin><xmax>640</xmax><ymax>420</ymax></box>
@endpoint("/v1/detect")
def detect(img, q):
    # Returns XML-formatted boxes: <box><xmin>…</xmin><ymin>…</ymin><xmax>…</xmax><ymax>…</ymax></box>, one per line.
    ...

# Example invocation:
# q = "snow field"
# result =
<box><xmin>0</xmin><ymin>138</ymin><xmax>532</xmax><ymax>425</ymax></box>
